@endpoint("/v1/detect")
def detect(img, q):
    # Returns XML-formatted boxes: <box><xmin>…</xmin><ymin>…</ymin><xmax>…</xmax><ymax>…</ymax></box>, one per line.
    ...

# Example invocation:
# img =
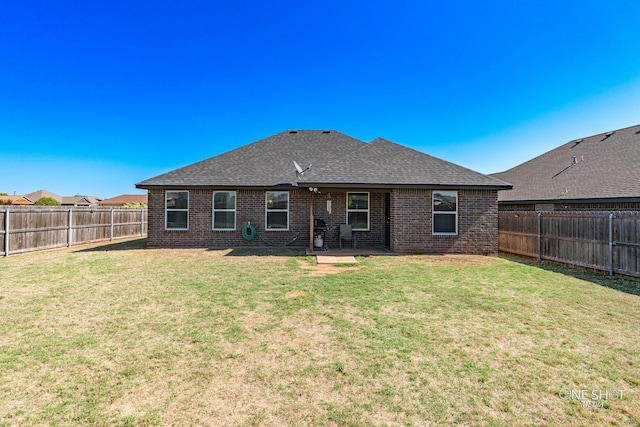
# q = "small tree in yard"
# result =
<box><xmin>34</xmin><ymin>197</ymin><xmax>61</xmax><ymax>206</ymax></box>
<box><xmin>123</xmin><ymin>202</ymin><xmax>147</xmax><ymax>208</ymax></box>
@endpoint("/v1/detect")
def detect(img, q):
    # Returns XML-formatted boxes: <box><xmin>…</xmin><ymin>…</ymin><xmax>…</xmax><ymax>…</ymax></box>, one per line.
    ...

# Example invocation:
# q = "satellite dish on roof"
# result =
<box><xmin>293</xmin><ymin>160</ymin><xmax>303</xmax><ymax>174</ymax></box>
<box><xmin>293</xmin><ymin>160</ymin><xmax>311</xmax><ymax>176</ymax></box>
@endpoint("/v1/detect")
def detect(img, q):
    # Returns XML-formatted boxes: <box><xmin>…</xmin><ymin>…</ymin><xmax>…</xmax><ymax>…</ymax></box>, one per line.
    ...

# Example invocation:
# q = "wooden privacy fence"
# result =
<box><xmin>499</xmin><ymin>211</ymin><xmax>640</xmax><ymax>278</ymax></box>
<box><xmin>0</xmin><ymin>206</ymin><xmax>147</xmax><ymax>256</ymax></box>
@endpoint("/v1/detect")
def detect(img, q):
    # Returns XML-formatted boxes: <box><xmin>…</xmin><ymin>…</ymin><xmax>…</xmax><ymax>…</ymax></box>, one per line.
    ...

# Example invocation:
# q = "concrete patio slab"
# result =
<box><xmin>316</xmin><ymin>255</ymin><xmax>358</xmax><ymax>264</ymax></box>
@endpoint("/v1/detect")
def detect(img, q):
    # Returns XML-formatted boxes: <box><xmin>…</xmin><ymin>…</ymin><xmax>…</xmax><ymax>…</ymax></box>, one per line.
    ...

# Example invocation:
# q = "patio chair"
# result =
<box><xmin>339</xmin><ymin>224</ymin><xmax>355</xmax><ymax>250</ymax></box>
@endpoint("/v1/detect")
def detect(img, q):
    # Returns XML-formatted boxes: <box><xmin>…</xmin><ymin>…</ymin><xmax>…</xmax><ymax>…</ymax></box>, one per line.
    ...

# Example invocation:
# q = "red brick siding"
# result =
<box><xmin>390</xmin><ymin>189</ymin><xmax>498</xmax><ymax>255</ymax></box>
<box><xmin>147</xmin><ymin>188</ymin><xmax>498</xmax><ymax>254</ymax></box>
<box><xmin>147</xmin><ymin>188</ymin><xmax>312</xmax><ymax>248</ymax></box>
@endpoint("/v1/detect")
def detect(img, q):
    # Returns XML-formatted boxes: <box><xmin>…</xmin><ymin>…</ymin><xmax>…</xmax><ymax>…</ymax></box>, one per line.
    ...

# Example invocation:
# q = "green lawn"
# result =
<box><xmin>0</xmin><ymin>239</ymin><xmax>638</xmax><ymax>426</ymax></box>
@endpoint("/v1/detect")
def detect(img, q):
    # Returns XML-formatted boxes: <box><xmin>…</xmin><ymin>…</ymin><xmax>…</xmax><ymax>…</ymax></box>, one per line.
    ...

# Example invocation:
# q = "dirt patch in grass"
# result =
<box><xmin>296</xmin><ymin>258</ymin><xmax>361</xmax><ymax>276</ymax></box>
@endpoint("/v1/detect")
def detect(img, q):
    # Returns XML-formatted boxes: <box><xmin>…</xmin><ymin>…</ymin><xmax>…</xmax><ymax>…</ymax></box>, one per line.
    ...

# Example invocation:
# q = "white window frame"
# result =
<box><xmin>265</xmin><ymin>191</ymin><xmax>289</xmax><ymax>231</ymax></box>
<box><xmin>432</xmin><ymin>191</ymin><xmax>458</xmax><ymax>235</ymax></box>
<box><xmin>212</xmin><ymin>191</ymin><xmax>236</xmax><ymax>231</ymax></box>
<box><xmin>346</xmin><ymin>192</ymin><xmax>370</xmax><ymax>231</ymax></box>
<box><xmin>165</xmin><ymin>190</ymin><xmax>189</xmax><ymax>230</ymax></box>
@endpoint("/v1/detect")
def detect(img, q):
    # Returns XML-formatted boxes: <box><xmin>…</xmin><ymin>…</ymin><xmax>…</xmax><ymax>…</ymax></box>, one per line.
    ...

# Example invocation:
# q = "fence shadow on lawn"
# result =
<box><xmin>500</xmin><ymin>253</ymin><xmax>640</xmax><ymax>297</ymax></box>
<box><xmin>75</xmin><ymin>238</ymin><xmax>148</xmax><ymax>252</ymax></box>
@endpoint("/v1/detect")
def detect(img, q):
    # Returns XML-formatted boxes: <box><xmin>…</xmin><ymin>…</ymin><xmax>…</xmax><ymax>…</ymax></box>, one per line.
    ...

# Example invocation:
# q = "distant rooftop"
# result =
<box><xmin>99</xmin><ymin>194</ymin><xmax>148</xmax><ymax>206</ymax></box>
<box><xmin>493</xmin><ymin>124</ymin><xmax>640</xmax><ymax>202</ymax></box>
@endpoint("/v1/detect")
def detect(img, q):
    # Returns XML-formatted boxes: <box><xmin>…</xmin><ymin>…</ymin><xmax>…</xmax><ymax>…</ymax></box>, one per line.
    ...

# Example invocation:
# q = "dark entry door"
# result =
<box><xmin>384</xmin><ymin>193</ymin><xmax>391</xmax><ymax>247</ymax></box>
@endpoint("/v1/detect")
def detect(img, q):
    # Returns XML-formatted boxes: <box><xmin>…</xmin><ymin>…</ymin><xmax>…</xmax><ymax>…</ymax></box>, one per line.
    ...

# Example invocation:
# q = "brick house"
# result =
<box><xmin>492</xmin><ymin>124</ymin><xmax>640</xmax><ymax>211</ymax></box>
<box><xmin>99</xmin><ymin>194</ymin><xmax>148</xmax><ymax>207</ymax></box>
<box><xmin>136</xmin><ymin>130</ymin><xmax>511</xmax><ymax>254</ymax></box>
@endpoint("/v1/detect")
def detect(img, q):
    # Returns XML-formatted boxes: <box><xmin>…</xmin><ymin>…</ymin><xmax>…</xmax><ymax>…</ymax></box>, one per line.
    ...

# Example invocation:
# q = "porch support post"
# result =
<box><xmin>309</xmin><ymin>190</ymin><xmax>314</xmax><ymax>252</ymax></box>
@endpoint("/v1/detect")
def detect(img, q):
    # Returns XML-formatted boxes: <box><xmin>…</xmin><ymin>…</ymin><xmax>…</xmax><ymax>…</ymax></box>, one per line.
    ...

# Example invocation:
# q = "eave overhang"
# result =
<box><xmin>499</xmin><ymin>197</ymin><xmax>640</xmax><ymax>205</ymax></box>
<box><xmin>137</xmin><ymin>182</ymin><xmax>513</xmax><ymax>191</ymax></box>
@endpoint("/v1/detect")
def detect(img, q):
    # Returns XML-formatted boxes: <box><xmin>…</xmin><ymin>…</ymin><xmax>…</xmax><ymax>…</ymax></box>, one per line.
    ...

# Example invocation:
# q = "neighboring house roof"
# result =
<box><xmin>99</xmin><ymin>194</ymin><xmax>148</xmax><ymax>206</ymax></box>
<box><xmin>137</xmin><ymin>130</ymin><xmax>511</xmax><ymax>190</ymax></box>
<box><xmin>0</xmin><ymin>195</ymin><xmax>33</xmax><ymax>205</ymax></box>
<box><xmin>493</xmin><ymin>124</ymin><xmax>640</xmax><ymax>203</ymax></box>
<box><xmin>24</xmin><ymin>189</ymin><xmax>63</xmax><ymax>203</ymax></box>
<box><xmin>62</xmin><ymin>196</ymin><xmax>100</xmax><ymax>206</ymax></box>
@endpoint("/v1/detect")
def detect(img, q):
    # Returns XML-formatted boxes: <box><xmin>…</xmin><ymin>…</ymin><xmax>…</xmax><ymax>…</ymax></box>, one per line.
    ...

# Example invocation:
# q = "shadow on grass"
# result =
<box><xmin>75</xmin><ymin>240</ymin><xmax>305</xmax><ymax>256</ymax></box>
<box><xmin>221</xmin><ymin>247</ymin><xmax>306</xmax><ymax>257</ymax></box>
<box><xmin>75</xmin><ymin>238</ymin><xmax>148</xmax><ymax>252</ymax></box>
<box><xmin>500</xmin><ymin>253</ymin><xmax>640</xmax><ymax>297</ymax></box>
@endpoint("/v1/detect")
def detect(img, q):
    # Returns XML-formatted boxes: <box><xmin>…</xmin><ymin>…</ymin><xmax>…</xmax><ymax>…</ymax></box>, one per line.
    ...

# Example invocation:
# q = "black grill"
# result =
<box><xmin>313</xmin><ymin>218</ymin><xmax>327</xmax><ymax>231</ymax></box>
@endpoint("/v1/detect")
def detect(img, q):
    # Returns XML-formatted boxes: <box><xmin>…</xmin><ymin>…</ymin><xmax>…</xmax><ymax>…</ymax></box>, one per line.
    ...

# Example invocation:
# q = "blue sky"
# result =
<box><xmin>2</xmin><ymin>1</ymin><xmax>639</xmax><ymax>198</ymax></box>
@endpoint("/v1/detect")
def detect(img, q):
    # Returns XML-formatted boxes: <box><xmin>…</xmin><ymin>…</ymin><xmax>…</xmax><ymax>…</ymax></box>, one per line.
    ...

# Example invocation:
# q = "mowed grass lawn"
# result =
<box><xmin>1</xmin><ymin>239</ymin><xmax>639</xmax><ymax>426</ymax></box>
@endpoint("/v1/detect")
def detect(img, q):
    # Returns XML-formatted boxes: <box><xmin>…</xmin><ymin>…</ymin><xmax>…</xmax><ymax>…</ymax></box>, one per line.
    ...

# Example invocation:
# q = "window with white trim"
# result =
<box><xmin>433</xmin><ymin>191</ymin><xmax>457</xmax><ymax>235</ymax></box>
<box><xmin>265</xmin><ymin>191</ymin><xmax>289</xmax><ymax>230</ymax></box>
<box><xmin>347</xmin><ymin>192</ymin><xmax>369</xmax><ymax>231</ymax></box>
<box><xmin>165</xmin><ymin>191</ymin><xmax>189</xmax><ymax>230</ymax></box>
<box><xmin>213</xmin><ymin>191</ymin><xmax>236</xmax><ymax>230</ymax></box>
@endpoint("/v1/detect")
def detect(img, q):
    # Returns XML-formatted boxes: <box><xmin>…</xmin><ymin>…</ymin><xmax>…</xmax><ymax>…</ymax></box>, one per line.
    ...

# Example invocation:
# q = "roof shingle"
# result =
<box><xmin>137</xmin><ymin>130</ymin><xmax>511</xmax><ymax>190</ymax></box>
<box><xmin>493</xmin><ymin>124</ymin><xmax>640</xmax><ymax>202</ymax></box>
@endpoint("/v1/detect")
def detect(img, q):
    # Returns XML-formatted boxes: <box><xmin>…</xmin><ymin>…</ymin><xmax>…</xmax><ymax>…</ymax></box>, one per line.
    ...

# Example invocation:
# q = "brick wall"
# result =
<box><xmin>147</xmin><ymin>188</ymin><xmax>312</xmax><ymax>248</ymax></box>
<box><xmin>390</xmin><ymin>189</ymin><xmax>499</xmax><ymax>255</ymax></box>
<box><xmin>148</xmin><ymin>188</ymin><xmax>498</xmax><ymax>254</ymax></box>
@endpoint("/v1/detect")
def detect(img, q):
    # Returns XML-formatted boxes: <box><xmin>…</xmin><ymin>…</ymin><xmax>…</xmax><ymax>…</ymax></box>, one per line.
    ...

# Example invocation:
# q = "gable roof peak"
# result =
<box><xmin>285</xmin><ymin>129</ymin><xmax>335</xmax><ymax>134</ymax></box>
<box><xmin>136</xmin><ymin>129</ymin><xmax>510</xmax><ymax>190</ymax></box>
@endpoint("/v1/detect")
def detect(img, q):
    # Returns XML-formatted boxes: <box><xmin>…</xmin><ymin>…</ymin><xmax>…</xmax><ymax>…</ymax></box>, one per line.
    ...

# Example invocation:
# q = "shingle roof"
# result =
<box><xmin>62</xmin><ymin>196</ymin><xmax>100</xmax><ymax>206</ymax></box>
<box><xmin>137</xmin><ymin>130</ymin><xmax>511</xmax><ymax>190</ymax></box>
<box><xmin>99</xmin><ymin>194</ymin><xmax>148</xmax><ymax>205</ymax></box>
<box><xmin>24</xmin><ymin>189</ymin><xmax>62</xmax><ymax>203</ymax></box>
<box><xmin>492</xmin><ymin>124</ymin><xmax>640</xmax><ymax>202</ymax></box>
<box><xmin>0</xmin><ymin>195</ymin><xmax>33</xmax><ymax>205</ymax></box>
<box><xmin>301</xmin><ymin>137</ymin><xmax>511</xmax><ymax>188</ymax></box>
<box><xmin>137</xmin><ymin>130</ymin><xmax>365</xmax><ymax>188</ymax></box>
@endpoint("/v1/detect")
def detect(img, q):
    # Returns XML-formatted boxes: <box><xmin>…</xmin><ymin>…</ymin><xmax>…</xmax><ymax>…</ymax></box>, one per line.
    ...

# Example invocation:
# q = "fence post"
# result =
<box><xmin>110</xmin><ymin>208</ymin><xmax>114</xmax><ymax>241</ymax></box>
<box><xmin>537</xmin><ymin>212</ymin><xmax>542</xmax><ymax>261</ymax></box>
<box><xmin>67</xmin><ymin>209</ymin><xmax>73</xmax><ymax>247</ymax></box>
<box><xmin>4</xmin><ymin>208</ymin><xmax>9</xmax><ymax>256</ymax></box>
<box><xmin>140</xmin><ymin>208</ymin><xmax>144</xmax><ymax>236</ymax></box>
<box><xmin>609</xmin><ymin>213</ymin><xmax>614</xmax><ymax>277</ymax></box>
